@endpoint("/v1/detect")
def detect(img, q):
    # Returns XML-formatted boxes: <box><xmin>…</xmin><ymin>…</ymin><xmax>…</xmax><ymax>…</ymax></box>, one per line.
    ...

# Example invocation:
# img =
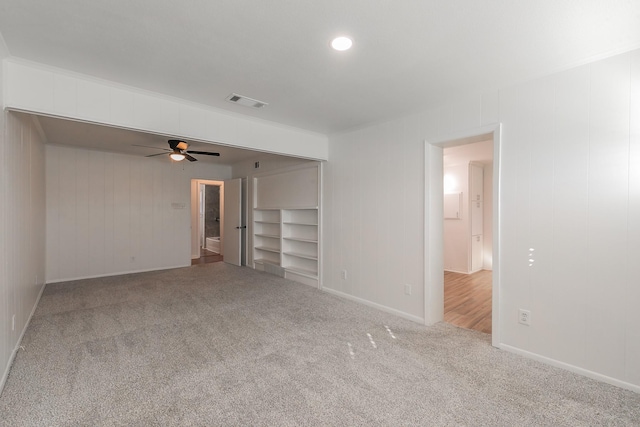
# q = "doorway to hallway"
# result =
<box><xmin>442</xmin><ymin>139</ymin><xmax>494</xmax><ymax>334</ymax></box>
<box><xmin>424</xmin><ymin>123</ymin><xmax>501</xmax><ymax>347</ymax></box>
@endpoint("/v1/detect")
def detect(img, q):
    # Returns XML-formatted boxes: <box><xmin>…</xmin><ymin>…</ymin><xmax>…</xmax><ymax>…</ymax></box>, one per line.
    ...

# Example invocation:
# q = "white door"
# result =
<box><xmin>223</xmin><ymin>178</ymin><xmax>242</xmax><ymax>266</ymax></box>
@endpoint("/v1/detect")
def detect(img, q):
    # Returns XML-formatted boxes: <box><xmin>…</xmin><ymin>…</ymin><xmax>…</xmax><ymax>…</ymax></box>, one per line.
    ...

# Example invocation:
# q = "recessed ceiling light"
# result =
<box><xmin>331</xmin><ymin>36</ymin><xmax>353</xmax><ymax>51</ymax></box>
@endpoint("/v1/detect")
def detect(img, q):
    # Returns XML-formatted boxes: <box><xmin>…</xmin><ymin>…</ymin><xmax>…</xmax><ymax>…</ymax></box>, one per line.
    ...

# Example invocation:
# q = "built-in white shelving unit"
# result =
<box><xmin>253</xmin><ymin>208</ymin><xmax>281</xmax><ymax>267</ymax></box>
<box><xmin>253</xmin><ymin>207</ymin><xmax>319</xmax><ymax>286</ymax></box>
<box><xmin>282</xmin><ymin>208</ymin><xmax>319</xmax><ymax>281</ymax></box>
<box><xmin>251</xmin><ymin>163</ymin><xmax>321</xmax><ymax>287</ymax></box>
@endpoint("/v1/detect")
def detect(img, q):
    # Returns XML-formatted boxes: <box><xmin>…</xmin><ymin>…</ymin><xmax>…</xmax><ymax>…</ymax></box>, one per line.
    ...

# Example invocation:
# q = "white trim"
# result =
<box><xmin>322</xmin><ymin>287</ymin><xmax>425</xmax><ymax>324</ymax></box>
<box><xmin>0</xmin><ymin>282</ymin><xmax>46</xmax><ymax>394</ymax></box>
<box><xmin>45</xmin><ymin>264</ymin><xmax>191</xmax><ymax>284</ymax></box>
<box><xmin>444</xmin><ymin>268</ymin><xmax>473</xmax><ymax>275</ymax></box>
<box><xmin>317</xmin><ymin>162</ymin><xmax>324</xmax><ymax>289</ymax></box>
<box><xmin>500</xmin><ymin>344</ymin><xmax>640</xmax><ymax>394</ymax></box>
<box><xmin>424</xmin><ymin>142</ymin><xmax>444</xmax><ymax>325</ymax></box>
<box><xmin>491</xmin><ymin>124</ymin><xmax>502</xmax><ymax>349</ymax></box>
<box><xmin>424</xmin><ymin>123</ymin><xmax>502</xmax><ymax>347</ymax></box>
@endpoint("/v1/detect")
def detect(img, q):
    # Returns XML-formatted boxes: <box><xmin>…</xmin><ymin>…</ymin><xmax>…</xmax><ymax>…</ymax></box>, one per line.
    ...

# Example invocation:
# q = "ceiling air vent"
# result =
<box><xmin>226</xmin><ymin>93</ymin><xmax>268</xmax><ymax>109</ymax></box>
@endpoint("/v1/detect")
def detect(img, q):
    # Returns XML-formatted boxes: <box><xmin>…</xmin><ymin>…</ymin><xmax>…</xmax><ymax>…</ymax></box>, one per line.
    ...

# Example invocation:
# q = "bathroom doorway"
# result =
<box><xmin>190</xmin><ymin>179</ymin><xmax>225</xmax><ymax>264</ymax></box>
<box><xmin>200</xmin><ymin>183</ymin><xmax>221</xmax><ymax>254</ymax></box>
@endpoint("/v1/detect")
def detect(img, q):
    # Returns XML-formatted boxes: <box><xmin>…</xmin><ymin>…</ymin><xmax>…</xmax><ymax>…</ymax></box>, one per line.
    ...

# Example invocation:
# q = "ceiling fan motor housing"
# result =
<box><xmin>168</xmin><ymin>139</ymin><xmax>188</xmax><ymax>151</ymax></box>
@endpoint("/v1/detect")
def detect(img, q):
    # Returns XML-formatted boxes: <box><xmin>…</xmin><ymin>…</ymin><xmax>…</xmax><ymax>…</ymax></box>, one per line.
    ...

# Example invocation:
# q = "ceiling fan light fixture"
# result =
<box><xmin>170</xmin><ymin>151</ymin><xmax>185</xmax><ymax>161</ymax></box>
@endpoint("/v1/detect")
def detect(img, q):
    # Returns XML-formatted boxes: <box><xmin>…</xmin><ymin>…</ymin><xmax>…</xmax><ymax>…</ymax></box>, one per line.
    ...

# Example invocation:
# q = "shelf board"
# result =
<box><xmin>255</xmin><ymin>246</ymin><xmax>280</xmax><ymax>253</ymax></box>
<box><xmin>283</xmin><ymin>251</ymin><xmax>318</xmax><ymax>261</ymax></box>
<box><xmin>255</xmin><ymin>233</ymin><xmax>280</xmax><ymax>239</ymax></box>
<box><xmin>254</xmin><ymin>208</ymin><xmax>281</xmax><ymax>211</ymax></box>
<box><xmin>283</xmin><ymin>222</ymin><xmax>318</xmax><ymax>226</ymax></box>
<box><xmin>254</xmin><ymin>259</ymin><xmax>281</xmax><ymax>266</ymax></box>
<box><xmin>285</xmin><ymin>266</ymin><xmax>318</xmax><ymax>278</ymax></box>
<box><xmin>283</xmin><ymin>237</ymin><xmax>317</xmax><ymax>243</ymax></box>
<box><xmin>255</xmin><ymin>220</ymin><xmax>280</xmax><ymax>224</ymax></box>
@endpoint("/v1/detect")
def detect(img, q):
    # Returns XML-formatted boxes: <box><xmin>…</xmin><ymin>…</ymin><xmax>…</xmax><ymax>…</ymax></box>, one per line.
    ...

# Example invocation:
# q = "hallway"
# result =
<box><xmin>444</xmin><ymin>270</ymin><xmax>492</xmax><ymax>334</ymax></box>
<box><xmin>191</xmin><ymin>248</ymin><xmax>223</xmax><ymax>265</ymax></box>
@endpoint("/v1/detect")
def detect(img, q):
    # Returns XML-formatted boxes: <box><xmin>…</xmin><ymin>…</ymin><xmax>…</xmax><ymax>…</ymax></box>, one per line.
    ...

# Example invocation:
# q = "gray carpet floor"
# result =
<box><xmin>1</xmin><ymin>263</ymin><xmax>639</xmax><ymax>426</ymax></box>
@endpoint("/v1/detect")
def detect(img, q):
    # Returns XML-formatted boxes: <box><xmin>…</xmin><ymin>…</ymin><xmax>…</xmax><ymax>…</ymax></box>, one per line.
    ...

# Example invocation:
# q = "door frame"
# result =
<box><xmin>190</xmin><ymin>179</ymin><xmax>225</xmax><ymax>259</ymax></box>
<box><xmin>424</xmin><ymin>123</ymin><xmax>502</xmax><ymax>347</ymax></box>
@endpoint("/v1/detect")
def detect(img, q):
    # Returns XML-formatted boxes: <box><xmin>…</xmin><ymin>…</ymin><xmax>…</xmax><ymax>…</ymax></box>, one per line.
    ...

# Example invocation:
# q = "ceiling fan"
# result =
<box><xmin>134</xmin><ymin>139</ymin><xmax>220</xmax><ymax>162</ymax></box>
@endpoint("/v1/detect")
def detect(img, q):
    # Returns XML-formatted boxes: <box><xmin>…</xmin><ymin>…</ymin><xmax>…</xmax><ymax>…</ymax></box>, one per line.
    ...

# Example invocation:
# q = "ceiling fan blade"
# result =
<box><xmin>133</xmin><ymin>144</ymin><xmax>171</xmax><ymax>152</ymax></box>
<box><xmin>145</xmin><ymin>153</ymin><xmax>167</xmax><ymax>158</ymax></box>
<box><xmin>185</xmin><ymin>154</ymin><xmax>198</xmax><ymax>162</ymax></box>
<box><xmin>188</xmin><ymin>150</ymin><xmax>220</xmax><ymax>156</ymax></box>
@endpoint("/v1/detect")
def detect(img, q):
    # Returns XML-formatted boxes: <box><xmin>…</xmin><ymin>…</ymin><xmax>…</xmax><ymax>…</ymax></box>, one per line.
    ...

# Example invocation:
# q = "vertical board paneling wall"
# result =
<box><xmin>46</xmin><ymin>146</ymin><xmax>232</xmax><ymax>283</ymax></box>
<box><xmin>324</xmin><ymin>49</ymin><xmax>640</xmax><ymax>388</ymax></box>
<box><xmin>0</xmin><ymin>112</ymin><xmax>46</xmax><ymax>391</ymax></box>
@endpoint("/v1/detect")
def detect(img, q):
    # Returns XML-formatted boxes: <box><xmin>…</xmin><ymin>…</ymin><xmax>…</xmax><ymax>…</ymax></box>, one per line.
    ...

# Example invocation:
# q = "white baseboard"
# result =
<box><xmin>444</xmin><ymin>268</ymin><xmax>470</xmax><ymax>274</ymax></box>
<box><xmin>444</xmin><ymin>268</ymin><xmax>493</xmax><ymax>275</ymax></box>
<box><xmin>46</xmin><ymin>264</ymin><xmax>191</xmax><ymax>284</ymax></box>
<box><xmin>500</xmin><ymin>344</ymin><xmax>640</xmax><ymax>394</ymax></box>
<box><xmin>321</xmin><ymin>287</ymin><xmax>424</xmax><ymax>324</ymax></box>
<box><xmin>0</xmin><ymin>281</ymin><xmax>46</xmax><ymax>394</ymax></box>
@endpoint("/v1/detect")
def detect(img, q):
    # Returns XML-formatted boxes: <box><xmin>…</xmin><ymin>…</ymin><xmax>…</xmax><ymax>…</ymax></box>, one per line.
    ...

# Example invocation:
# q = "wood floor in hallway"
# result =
<box><xmin>191</xmin><ymin>248</ymin><xmax>223</xmax><ymax>265</ymax></box>
<box><xmin>444</xmin><ymin>269</ymin><xmax>492</xmax><ymax>334</ymax></box>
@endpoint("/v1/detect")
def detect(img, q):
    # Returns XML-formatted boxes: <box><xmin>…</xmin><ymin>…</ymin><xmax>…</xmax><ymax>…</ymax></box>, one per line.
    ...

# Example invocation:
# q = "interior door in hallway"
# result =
<box><xmin>223</xmin><ymin>178</ymin><xmax>242</xmax><ymax>266</ymax></box>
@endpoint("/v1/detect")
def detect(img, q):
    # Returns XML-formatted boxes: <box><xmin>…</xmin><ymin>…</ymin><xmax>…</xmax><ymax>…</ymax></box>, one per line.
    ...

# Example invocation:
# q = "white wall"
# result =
<box><xmin>0</xmin><ymin>32</ymin><xmax>10</xmax><ymax>392</ymax></box>
<box><xmin>231</xmin><ymin>155</ymin><xmax>313</xmax><ymax>179</ymax></box>
<box><xmin>0</xmin><ymin>105</ymin><xmax>46</xmax><ymax>391</ymax></box>
<box><xmin>46</xmin><ymin>145</ymin><xmax>231</xmax><ymax>283</ymax></box>
<box><xmin>4</xmin><ymin>59</ymin><xmax>328</xmax><ymax>161</ymax></box>
<box><xmin>324</xmin><ymin>118</ymin><xmax>426</xmax><ymax>322</ymax></box>
<box><xmin>443</xmin><ymin>163</ymin><xmax>468</xmax><ymax>272</ymax></box>
<box><xmin>323</xmin><ymin>49</ymin><xmax>640</xmax><ymax>389</ymax></box>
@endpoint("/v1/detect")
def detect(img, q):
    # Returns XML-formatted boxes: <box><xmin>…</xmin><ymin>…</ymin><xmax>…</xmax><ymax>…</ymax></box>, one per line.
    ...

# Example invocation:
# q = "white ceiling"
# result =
<box><xmin>1</xmin><ymin>1</ymin><xmax>640</xmax><ymax>137</ymax></box>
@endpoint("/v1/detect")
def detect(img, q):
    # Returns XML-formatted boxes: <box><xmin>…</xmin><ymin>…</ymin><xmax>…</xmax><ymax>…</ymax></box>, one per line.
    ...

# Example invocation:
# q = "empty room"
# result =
<box><xmin>1</xmin><ymin>1</ymin><xmax>640</xmax><ymax>425</ymax></box>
